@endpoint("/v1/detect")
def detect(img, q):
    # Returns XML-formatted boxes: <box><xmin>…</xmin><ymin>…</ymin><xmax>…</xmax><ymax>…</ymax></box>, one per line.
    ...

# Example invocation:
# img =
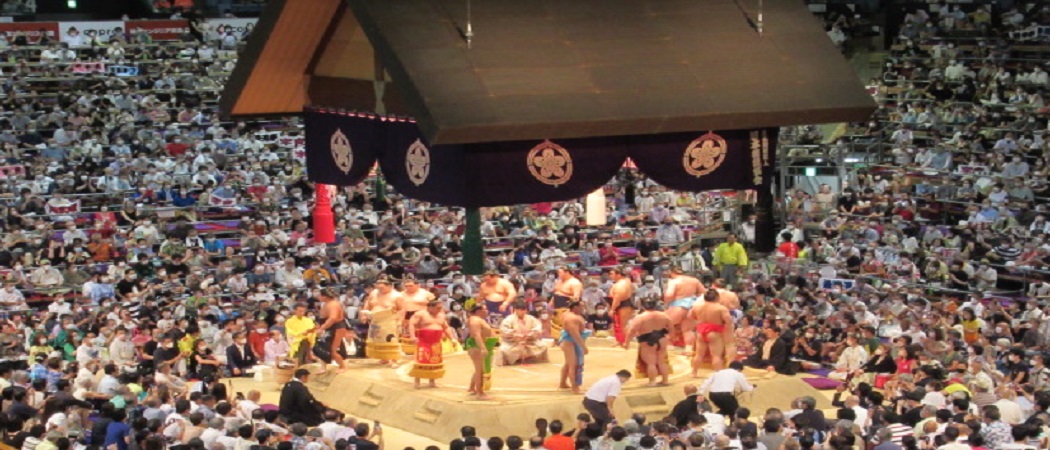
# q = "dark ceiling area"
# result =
<box><xmin>347</xmin><ymin>0</ymin><xmax>876</xmax><ymax>145</ymax></box>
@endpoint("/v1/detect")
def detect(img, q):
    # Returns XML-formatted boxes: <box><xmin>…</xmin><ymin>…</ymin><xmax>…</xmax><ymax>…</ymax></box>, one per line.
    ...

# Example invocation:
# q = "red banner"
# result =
<box><xmin>125</xmin><ymin>19</ymin><xmax>189</xmax><ymax>41</ymax></box>
<box><xmin>0</xmin><ymin>22</ymin><xmax>59</xmax><ymax>44</ymax></box>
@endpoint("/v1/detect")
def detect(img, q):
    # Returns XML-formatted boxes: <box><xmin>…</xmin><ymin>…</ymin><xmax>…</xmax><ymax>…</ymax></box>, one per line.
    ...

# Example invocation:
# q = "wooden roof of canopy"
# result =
<box><xmin>220</xmin><ymin>0</ymin><xmax>876</xmax><ymax>145</ymax></box>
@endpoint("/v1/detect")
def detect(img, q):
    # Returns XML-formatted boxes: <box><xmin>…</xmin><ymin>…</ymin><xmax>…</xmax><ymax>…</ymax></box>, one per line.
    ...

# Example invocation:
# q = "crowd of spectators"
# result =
<box><xmin>0</xmin><ymin>1</ymin><xmax>1046</xmax><ymax>450</ymax></box>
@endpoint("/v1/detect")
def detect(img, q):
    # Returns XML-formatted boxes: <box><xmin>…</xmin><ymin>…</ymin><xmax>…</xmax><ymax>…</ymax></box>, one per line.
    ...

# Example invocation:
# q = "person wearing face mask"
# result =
<box><xmin>28</xmin><ymin>334</ymin><xmax>53</xmax><ymax>363</ymax></box>
<box><xmin>247</xmin><ymin>321</ymin><xmax>270</xmax><ymax>363</ymax></box>
<box><xmin>828</xmin><ymin>334</ymin><xmax>869</xmax><ymax>382</ymax></box>
<box><xmin>635</xmin><ymin>275</ymin><xmax>661</xmax><ymax>301</ymax></box>
<box><xmin>151</xmin><ymin>334</ymin><xmax>183</xmax><ymax>373</ymax></box>
<box><xmin>263</xmin><ymin>329</ymin><xmax>290</xmax><ymax>365</ymax></box>
<box><xmin>109</xmin><ymin>328</ymin><xmax>137</xmax><ymax>371</ymax></box>
<box><xmin>793</xmin><ymin>327</ymin><xmax>825</xmax><ymax>371</ymax></box>
<box><xmin>588</xmin><ymin>303</ymin><xmax>613</xmax><ymax>337</ymax></box>
<box><xmin>29</xmin><ymin>259</ymin><xmax>63</xmax><ymax>288</ymax></box>
<box><xmin>226</xmin><ymin>332</ymin><xmax>257</xmax><ymax>377</ymax></box>
<box><xmin>272</xmin><ymin>313</ymin><xmax>288</xmax><ymax>335</ymax></box>
<box><xmin>0</xmin><ymin>281</ymin><xmax>27</xmax><ymax>310</ymax></box>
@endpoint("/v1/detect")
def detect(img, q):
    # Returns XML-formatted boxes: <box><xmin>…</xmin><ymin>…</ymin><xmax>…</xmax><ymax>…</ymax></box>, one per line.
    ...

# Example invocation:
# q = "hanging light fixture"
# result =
<box><xmin>585</xmin><ymin>188</ymin><xmax>606</xmax><ymax>226</ymax></box>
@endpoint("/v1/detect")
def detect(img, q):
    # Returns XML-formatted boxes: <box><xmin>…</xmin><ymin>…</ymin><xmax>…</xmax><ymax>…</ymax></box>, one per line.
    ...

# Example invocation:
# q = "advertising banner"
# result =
<box><xmin>58</xmin><ymin>21</ymin><xmax>124</xmax><ymax>43</ymax></box>
<box><xmin>0</xmin><ymin>19</ymin><xmax>256</xmax><ymax>44</ymax></box>
<box><xmin>126</xmin><ymin>19</ymin><xmax>190</xmax><ymax>41</ymax></box>
<box><xmin>208</xmin><ymin>18</ymin><xmax>256</xmax><ymax>36</ymax></box>
<box><xmin>0</xmin><ymin>22</ymin><xmax>59</xmax><ymax>44</ymax></box>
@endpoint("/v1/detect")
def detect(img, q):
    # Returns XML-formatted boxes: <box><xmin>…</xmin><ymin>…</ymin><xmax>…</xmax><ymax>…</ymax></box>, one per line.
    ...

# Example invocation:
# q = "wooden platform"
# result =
<box><xmin>284</xmin><ymin>340</ymin><xmax>831</xmax><ymax>442</ymax></box>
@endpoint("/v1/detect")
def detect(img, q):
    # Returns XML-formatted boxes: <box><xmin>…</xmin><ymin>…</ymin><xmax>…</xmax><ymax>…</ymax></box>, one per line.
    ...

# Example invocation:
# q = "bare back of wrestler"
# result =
<box><xmin>622</xmin><ymin>300</ymin><xmax>672</xmax><ymax>386</ymax></box>
<box><xmin>317</xmin><ymin>289</ymin><xmax>351</xmax><ymax>372</ymax></box>
<box><xmin>688</xmin><ymin>290</ymin><xmax>734</xmax><ymax>377</ymax></box>
<box><xmin>663</xmin><ymin>267</ymin><xmax>706</xmax><ymax>354</ymax></box>
<box><xmin>715</xmin><ymin>285</ymin><xmax>741</xmax><ymax>362</ymax></box>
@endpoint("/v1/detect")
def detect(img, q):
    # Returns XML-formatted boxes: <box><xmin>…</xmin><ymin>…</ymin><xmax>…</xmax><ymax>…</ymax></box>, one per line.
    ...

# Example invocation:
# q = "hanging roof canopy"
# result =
<box><xmin>221</xmin><ymin>0</ymin><xmax>876</xmax><ymax>145</ymax></box>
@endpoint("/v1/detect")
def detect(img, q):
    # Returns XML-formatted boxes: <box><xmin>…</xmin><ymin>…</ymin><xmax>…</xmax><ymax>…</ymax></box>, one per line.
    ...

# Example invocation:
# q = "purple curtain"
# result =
<box><xmin>305</xmin><ymin>109</ymin><xmax>776</xmax><ymax>206</ymax></box>
<box><xmin>379</xmin><ymin>117</ymin><xmax>628</xmax><ymax>207</ymax></box>
<box><xmin>626</xmin><ymin>129</ymin><xmax>777</xmax><ymax>193</ymax></box>
<box><xmin>303</xmin><ymin>109</ymin><xmax>380</xmax><ymax>186</ymax></box>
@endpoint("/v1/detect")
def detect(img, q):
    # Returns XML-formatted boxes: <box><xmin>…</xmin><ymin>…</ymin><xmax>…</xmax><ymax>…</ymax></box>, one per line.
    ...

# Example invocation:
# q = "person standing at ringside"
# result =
<box><xmin>552</xmin><ymin>267</ymin><xmax>583</xmax><ymax>329</ymax></box>
<box><xmin>608</xmin><ymin>266</ymin><xmax>636</xmax><ymax>345</ymax></box>
<box><xmin>663</xmin><ymin>266</ymin><xmax>705</xmax><ymax>353</ymax></box>
<box><xmin>622</xmin><ymin>299</ymin><xmax>672</xmax><ymax>386</ymax></box>
<box><xmin>480</xmin><ymin>270</ymin><xmax>517</xmax><ymax>315</ymax></box>
<box><xmin>689</xmin><ymin>290</ymin><xmax>734</xmax><ymax>377</ymax></box>
<box><xmin>407</xmin><ymin>300</ymin><xmax>457</xmax><ymax>389</ymax></box>
<box><xmin>558</xmin><ymin>301</ymin><xmax>590</xmax><ymax>394</ymax></box>
<box><xmin>400</xmin><ymin>276</ymin><xmax>435</xmax><ymax>336</ymax></box>
<box><xmin>465</xmin><ymin>304</ymin><xmax>497</xmax><ymax>400</ymax></box>
<box><xmin>360</xmin><ymin>276</ymin><xmax>404</xmax><ymax>367</ymax></box>
<box><xmin>315</xmin><ymin>287</ymin><xmax>351</xmax><ymax>373</ymax></box>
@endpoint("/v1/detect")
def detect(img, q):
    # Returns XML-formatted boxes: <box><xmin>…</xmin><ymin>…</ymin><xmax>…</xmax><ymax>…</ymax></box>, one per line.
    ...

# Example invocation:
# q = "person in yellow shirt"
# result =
<box><xmin>713</xmin><ymin>233</ymin><xmax>748</xmax><ymax>286</ymax></box>
<box><xmin>285</xmin><ymin>303</ymin><xmax>323</xmax><ymax>372</ymax></box>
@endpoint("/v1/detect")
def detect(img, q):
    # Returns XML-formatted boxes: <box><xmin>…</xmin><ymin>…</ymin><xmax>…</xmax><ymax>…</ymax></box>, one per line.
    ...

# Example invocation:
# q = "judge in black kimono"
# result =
<box><xmin>279</xmin><ymin>368</ymin><xmax>326</xmax><ymax>426</ymax></box>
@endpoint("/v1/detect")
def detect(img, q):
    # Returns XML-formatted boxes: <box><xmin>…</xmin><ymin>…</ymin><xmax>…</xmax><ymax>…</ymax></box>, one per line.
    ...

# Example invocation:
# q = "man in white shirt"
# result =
<box><xmin>316</xmin><ymin>410</ymin><xmax>352</xmax><ymax>442</ymax></box>
<box><xmin>776</xmin><ymin>222</ymin><xmax>805</xmax><ymax>245</ymax></box>
<box><xmin>263</xmin><ymin>330</ymin><xmax>290</xmax><ymax>364</ymax></box>
<box><xmin>109</xmin><ymin>329</ymin><xmax>137</xmax><ymax>370</ymax></box>
<box><xmin>199</xmin><ymin>418</ymin><xmax>226</xmax><ymax>449</ymax></box>
<box><xmin>97</xmin><ymin>363</ymin><xmax>122</xmax><ymax>397</ymax></box>
<box><xmin>29</xmin><ymin>260</ymin><xmax>63</xmax><ymax>287</ymax></box>
<box><xmin>841</xmin><ymin>395</ymin><xmax>870</xmax><ymax>434</ymax></box>
<box><xmin>163</xmin><ymin>400</ymin><xmax>192</xmax><ymax>444</ymax></box>
<box><xmin>47</xmin><ymin>298</ymin><xmax>73</xmax><ymax>318</ymax></box>
<box><xmin>656</xmin><ymin>219</ymin><xmax>685</xmax><ymax>246</ymax></box>
<box><xmin>698</xmin><ymin>361</ymin><xmax>754</xmax><ymax>418</ymax></box>
<box><xmin>582</xmin><ymin>370</ymin><xmax>631</xmax><ymax>429</ymax></box>
<box><xmin>237</xmin><ymin>390</ymin><xmax>262</xmax><ymax>418</ymax></box>
<box><xmin>944</xmin><ymin>60</ymin><xmax>965</xmax><ymax>81</ymax></box>
<box><xmin>0</xmin><ymin>282</ymin><xmax>27</xmax><ymax>310</ymax></box>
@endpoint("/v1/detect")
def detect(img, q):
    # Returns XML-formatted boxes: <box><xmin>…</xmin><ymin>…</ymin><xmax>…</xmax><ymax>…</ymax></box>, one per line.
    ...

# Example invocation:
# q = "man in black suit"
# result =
<box><xmin>226</xmin><ymin>332</ymin><xmax>257</xmax><ymax>377</ymax></box>
<box><xmin>670</xmin><ymin>384</ymin><xmax>703</xmax><ymax>428</ymax></box>
<box><xmin>278</xmin><ymin>369</ymin><xmax>326</xmax><ymax>426</ymax></box>
<box><xmin>791</xmin><ymin>396</ymin><xmax>828</xmax><ymax>433</ymax></box>
<box><xmin>746</xmin><ymin>326</ymin><xmax>796</xmax><ymax>375</ymax></box>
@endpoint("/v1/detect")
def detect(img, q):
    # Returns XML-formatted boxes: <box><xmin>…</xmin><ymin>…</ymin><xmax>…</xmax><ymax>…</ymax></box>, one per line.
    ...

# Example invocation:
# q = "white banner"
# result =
<box><xmin>58</xmin><ymin>21</ymin><xmax>124</xmax><ymax>43</ymax></box>
<box><xmin>207</xmin><ymin>18</ymin><xmax>257</xmax><ymax>36</ymax></box>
